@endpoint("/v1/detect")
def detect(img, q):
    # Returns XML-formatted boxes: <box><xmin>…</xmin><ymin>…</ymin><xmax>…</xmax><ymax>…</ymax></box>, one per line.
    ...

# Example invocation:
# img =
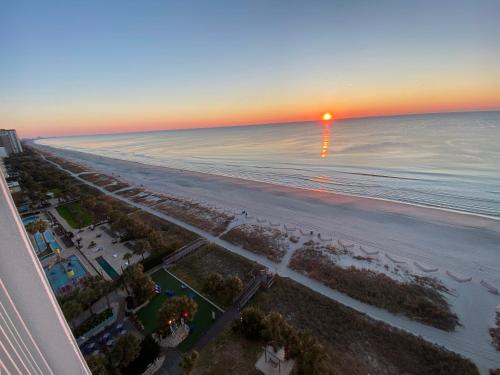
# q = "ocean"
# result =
<box><xmin>36</xmin><ymin>111</ymin><xmax>500</xmax><ymax>219</ymax></box>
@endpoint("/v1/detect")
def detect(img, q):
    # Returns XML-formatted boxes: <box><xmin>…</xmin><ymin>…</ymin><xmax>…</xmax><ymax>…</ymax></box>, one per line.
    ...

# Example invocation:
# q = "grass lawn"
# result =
<box><xmin>56</xmin><ymin>201</ymin><xmax>94</xmax><ymax>228</ymax></box>
<box><xmin>137</xmin><ymin>269</ymin><xmax>223</xmax><ymax>352</ymax></box>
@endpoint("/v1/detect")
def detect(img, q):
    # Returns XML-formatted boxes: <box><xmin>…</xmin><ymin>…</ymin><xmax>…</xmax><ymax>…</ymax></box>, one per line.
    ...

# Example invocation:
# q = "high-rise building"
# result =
<box><xmin>0</xmin><ymin>129</ymin><xmax>23</xmax><ymax>155</ymax></box>
<box><xmin>0</xmin><ymin>170</ymin><xmax>91</xmax><ymax>374</ymax></box>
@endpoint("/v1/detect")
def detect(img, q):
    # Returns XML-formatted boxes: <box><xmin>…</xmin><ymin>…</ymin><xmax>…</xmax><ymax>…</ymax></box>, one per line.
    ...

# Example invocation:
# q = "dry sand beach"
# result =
<box><xmin>33</xmin><ymin>143</ymin><xmax>500</xmax><ymax>372</ymax></box>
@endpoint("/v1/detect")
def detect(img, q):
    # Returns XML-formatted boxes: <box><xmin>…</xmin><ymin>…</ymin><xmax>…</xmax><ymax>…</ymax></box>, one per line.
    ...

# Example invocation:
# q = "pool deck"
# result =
<box><xmin>49</xmin><ymin>207</ymin><xmax>142</xmax><ymax>281</ymax></box>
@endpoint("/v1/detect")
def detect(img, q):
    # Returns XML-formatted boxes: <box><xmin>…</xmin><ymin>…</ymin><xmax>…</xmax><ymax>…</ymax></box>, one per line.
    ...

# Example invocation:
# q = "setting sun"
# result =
<box><xmin>322</xmin><ymin>112</ymin><xmax>333</xmax><ymax>121</ymax></box>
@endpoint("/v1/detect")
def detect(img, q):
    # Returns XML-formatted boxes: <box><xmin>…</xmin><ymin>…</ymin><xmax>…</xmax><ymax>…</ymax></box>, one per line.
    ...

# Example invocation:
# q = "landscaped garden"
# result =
<box><xmin>56</xmin><ymin>201</ymin><xmax>94</xmax><ymax>228</ymax></box>
<box><xmin>137</xmin><ymin>269</ymin><xmax>223</xmax><ymax>351</ymax></box>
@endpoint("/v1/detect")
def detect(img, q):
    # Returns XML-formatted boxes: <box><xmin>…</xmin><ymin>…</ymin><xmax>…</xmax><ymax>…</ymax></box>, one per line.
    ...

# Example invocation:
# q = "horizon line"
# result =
<box><xmin>25</xmin><ymin>108</ymin><xmax>500</xmax><ymax>140</ymax></box>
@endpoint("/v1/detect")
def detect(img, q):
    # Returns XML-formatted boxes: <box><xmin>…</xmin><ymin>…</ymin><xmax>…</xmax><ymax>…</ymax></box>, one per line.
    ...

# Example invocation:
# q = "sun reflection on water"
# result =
<box><xmin>320</xmin><ymin>122</ymin><xmax>331</xmax><ymax>158</ymax></box>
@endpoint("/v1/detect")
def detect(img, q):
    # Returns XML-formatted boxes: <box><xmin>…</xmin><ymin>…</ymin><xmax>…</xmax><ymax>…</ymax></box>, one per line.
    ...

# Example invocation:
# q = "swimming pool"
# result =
<box><xmin>95</xmin><ymin>256</ymin><xmax>120</xmax><ymax>280</ymax></box>
<box><xmin>45</xmin><ymin>256</ymin><xmax>89</xmax><ymax>293</ymax></box>
<box><xmin>43</xmin><ymin>230</ymin><xmax>61</xmax><ymax>251</ymax></box>
<box><xmin>33</xmin><ymin>232</ymin><xmax>47</xmax><ymax>253</ymax></box>
<box><xmin>22</xmin><ymin>215</ymin><xmax>39</xmax><ymax>226</ymax></box>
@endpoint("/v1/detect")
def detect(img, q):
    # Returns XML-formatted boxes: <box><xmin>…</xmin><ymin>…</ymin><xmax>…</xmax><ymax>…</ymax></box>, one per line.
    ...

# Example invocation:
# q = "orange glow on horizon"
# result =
<box><xmin>8</xmin><ymin>87</ymin><xmax>500</xmax><ymax>138</ymax></box>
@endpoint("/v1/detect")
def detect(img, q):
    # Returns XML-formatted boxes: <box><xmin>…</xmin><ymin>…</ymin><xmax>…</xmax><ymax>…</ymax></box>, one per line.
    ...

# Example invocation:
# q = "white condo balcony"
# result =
<box><xmin>0</xmin><ymin>170</ymin><xmax>90</xmax><ymax>374</ymax></box>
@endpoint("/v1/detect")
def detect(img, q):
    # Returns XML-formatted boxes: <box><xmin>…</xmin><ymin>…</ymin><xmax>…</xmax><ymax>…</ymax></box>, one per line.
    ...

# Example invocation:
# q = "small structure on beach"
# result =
<box><xmin>255</xmin><ymin>345</ymin><xmax>295</xmax><ymax>375</ymax></box>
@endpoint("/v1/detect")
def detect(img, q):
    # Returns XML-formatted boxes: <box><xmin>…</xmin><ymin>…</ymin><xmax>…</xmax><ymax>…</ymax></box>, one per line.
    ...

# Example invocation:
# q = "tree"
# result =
<box><xmin>180</xmin><ymin>350</ymin><xmax>199</xmax><ymax>375</ymax></box>
<box><xmin>77</xmin><ymin>288</ymin><xmax>98</xmax><ymax>315</ymax></box>
<box><xmin>61</xmin><ymin>299</ymin><xmax>82</xmax><ymax>330</ymax></box>
<box><xmin>295</xmin><ymin>332</ymin><xmax>327</xmax><ymax>375</ymax></box>
<box><xmin>122</xmin><ymin>252</ymin><xmax>134</xmax><ymax>266</ymax></box>
<box><xmin>110</xmin><ymin>212</ymin><xmax>126</xmax><ymax>232</ymax></box>
<box><xmin>82</xmin><ymin>195</ymin><xmax>97</xmax><ymax>213</ymax></box>
<box><xmin>25</xmin><ymin>220</ymin><xmax>48</xmax><ymax>234</ymax></box>
<box><xmin>262</xmin><ymin>311</ymin><xmax>291</xmax><ymax>348</ymax></box>
<box><xmin>239</xmin><ymin>307</ymin><xmax>267</xmax><ymax>340</ymax></box>
<box><xmin>133</xmin><ymin>239</ymin><xmax>151</xmax><ymax>260</ymax></box>
<box><xmin>224</xmin><ymin>276</ymin><xmax>243</xmax><ymax>302</ymax></box>
<box><xmin>66</xmin><ymin>184</ymin><xmax>80</xmax><ymax>200</ymax></box>
<box><xmin>25</xmin><ymin>222</ymin><xmax>38</xmax><ymax>234</ymax></box>
<box><xmin>206</xmin><ymin>272</ymin><xmax>224</xmax><ymax>294</ymax></box>
<box><xmin>85</xmin><ymin>353</ymin><xmax>108</xmax><ymax>375</ymax></box>
<box><xmin>94</xmin><ymin>201</ymin><xmax>112</xmax><ymax>221</ymax></box>
<box><xmin>157</xmin><ymin>296</ymin><xmax>198</xmax><ymax>335</ymax></box>
<box><xmin>85</xmin><ymin>275</ymin><xmax>113</xmax><ymax>309</ymax></box>
<box><xmin>107</xmin><ymin>333</ymin><xmax>141</xmax><ymax>368</ymax></box>
<box><xmin>147</xmin><ymin>230</ymin><xmax>165</xmax><ymax>252</ymax></box>
<box><xmin>122</xmin><ymin>264</ymin><xmax>155</xmax><ymax>306</ymax></box>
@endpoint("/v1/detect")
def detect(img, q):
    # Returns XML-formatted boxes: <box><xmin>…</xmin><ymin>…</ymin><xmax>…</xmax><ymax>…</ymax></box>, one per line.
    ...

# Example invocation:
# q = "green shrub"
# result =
<box><xmin>74</xmin><ymin>308</ymin><xmax>113</xmax><ymax>338</ymax></box>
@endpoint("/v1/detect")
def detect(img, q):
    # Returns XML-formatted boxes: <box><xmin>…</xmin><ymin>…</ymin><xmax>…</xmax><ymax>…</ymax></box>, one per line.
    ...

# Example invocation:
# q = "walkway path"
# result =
<box><xmin>163</xmin><ymin>238</ymin><xmax>207</xmax><ymax>267</ymax></box>
<box><xmin>42</xmin><ymin>154</ymin><xmax>499</xmax><ymax>373</ymax></box>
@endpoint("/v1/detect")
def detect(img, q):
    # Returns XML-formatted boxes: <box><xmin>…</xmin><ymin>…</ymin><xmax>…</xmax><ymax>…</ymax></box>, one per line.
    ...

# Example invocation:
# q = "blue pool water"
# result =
<box><xmin>44</xmin><ymin>256</ymin><xmax>88</xmax><ymax>293</ymax></box>
<box><xmin>33</xmin><ymin>232</ymin><xmax>47</xmax><ymax>253</ymax></box>
<box><xmin>95</xmin><ymin>256</ymin><xmax>120</xmax><ymax>280</ymax></box>
<box><xmin>22</xmin><ymin>215</ymin><xmax>39</xmax><ymax>226</ymax></box>
<box><xmin>43</xmin><ymin>230</ymin><xmax>60</xmax><ymax>250</ymax></box>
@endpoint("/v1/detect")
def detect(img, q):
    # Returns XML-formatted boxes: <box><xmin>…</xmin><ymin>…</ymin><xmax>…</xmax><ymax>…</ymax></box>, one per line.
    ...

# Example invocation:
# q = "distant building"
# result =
<box><xmin>0</xmin><ymin>129</ymin><xmax>23</xmax><ymax>155</ymax></box>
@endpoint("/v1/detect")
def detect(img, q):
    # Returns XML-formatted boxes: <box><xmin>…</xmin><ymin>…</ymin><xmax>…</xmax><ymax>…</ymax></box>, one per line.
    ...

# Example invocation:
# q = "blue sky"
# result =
<box><xmin>1</xmin><ymin>0</ymin><xmax>499</xmax><ymax>136</ymax></box>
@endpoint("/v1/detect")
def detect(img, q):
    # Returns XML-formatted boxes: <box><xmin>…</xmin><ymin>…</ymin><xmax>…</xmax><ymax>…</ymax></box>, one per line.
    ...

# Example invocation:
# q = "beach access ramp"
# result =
<box><xmin>163</xmin><ymin>238</ymin><xmax>207</xmax><ymax>267</ymax></box>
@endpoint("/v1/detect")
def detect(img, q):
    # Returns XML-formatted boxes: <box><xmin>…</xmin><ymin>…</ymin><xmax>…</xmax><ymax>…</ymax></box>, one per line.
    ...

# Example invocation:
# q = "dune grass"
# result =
<box><xmin>289</xmin><ymin>246</ymin><xmax>459</xmax><ymax>331</ymax></box>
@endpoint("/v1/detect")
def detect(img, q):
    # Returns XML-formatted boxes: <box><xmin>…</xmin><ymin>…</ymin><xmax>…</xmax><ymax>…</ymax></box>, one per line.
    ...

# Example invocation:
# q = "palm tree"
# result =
<box><xmin>263</xmin><ymin>312</ymin><xmax>288</xmax><ymax>348</ymax></box>
<box><xmin>25</xmin><ymin>222</ymin><xmax>38</xmax><ymax>235</ymax></box>
<box><xmin>123</xmin><ymin>251</ymin><xmax>134</xmax><ymax>267</ymax></box>
<box><xmin>100</xmin><ymin>279</ymin><xmax>113</xmax><ymax>310</ymax></box>
<box><xmin>61</xmin><ymin>299</ymin><xmax>83</xmax><ymax>330</ymax></box>
<box><xmin>77</xmin><ymin>288</ymin><xmax>97</xmax><ymax>315</ymax></box>
<box><xmin>296</xmin><ymin>332</ymin><xmax>326</xmax><ymax>375</ymax></box>
<box><xmin>133</xmin><ymin>239</ymin><xmax>151</xmax><ymax>260</ymax></box>
<box><xmin>180</xmin><ymin>350</ymin><xmax>199</xmax><ymax>375</ymax></box>
<box><xmin>85</xmin><ymin>353</ymin><xmax>108</xmax><ymax>375</ymax></box>
<box><xmin>107</xmin><ymin>333</ymin><xmax>141</xmax><ymax>368</ymax></box>
<box><xmin>86</xmin><ymin>276</ymin><xmax>113</xmax><ymax>310</ymax></box>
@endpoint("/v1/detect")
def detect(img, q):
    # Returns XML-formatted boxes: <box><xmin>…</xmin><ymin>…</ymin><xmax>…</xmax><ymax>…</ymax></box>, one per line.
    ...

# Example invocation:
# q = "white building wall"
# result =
<box><xmin>0</xmin><ymin>170</ymin><xmax>91</xmax><ymax>374</ymax></box>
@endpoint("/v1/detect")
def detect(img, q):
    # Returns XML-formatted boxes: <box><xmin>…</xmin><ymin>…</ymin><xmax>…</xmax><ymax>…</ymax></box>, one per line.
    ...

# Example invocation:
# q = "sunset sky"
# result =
<box><xmin>2</xmin><ymin>0</ymin><xmax>500</xmax><ymax>138</ymax></box>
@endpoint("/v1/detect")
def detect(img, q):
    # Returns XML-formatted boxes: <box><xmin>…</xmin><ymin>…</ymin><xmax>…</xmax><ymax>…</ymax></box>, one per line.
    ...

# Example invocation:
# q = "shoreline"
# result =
<box><xmin>32</xmin><ymin>142</ymin><xmax>500</xmax><ymax>373</ymax></box>
<box><xmin>31</xmin><ymin>141</ymin><xmax>500</xmax><ymax>227</ymax></box>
